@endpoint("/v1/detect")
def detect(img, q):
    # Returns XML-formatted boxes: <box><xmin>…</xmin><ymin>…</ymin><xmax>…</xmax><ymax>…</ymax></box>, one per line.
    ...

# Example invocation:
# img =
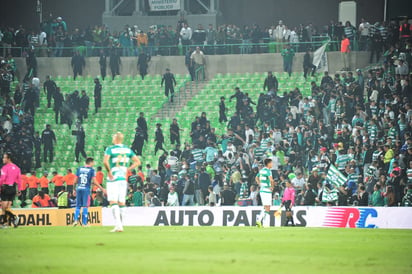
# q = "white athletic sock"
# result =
<box><xmin>112</xmin><ymin>204</ymin><xmax>121</xmax><ymax>230</ymax></box>
<box><xmin>120</xmin><ymin>206</ymin><xmax>126</xmax><ymax>226</ymax></box>
<box><xmin>257</xmin><ymin>210</ymin><xmax>265</xmax><ymax>222</ymax></box>
<box><xmin>263</xmin><ymin>211</ymin><xmax>270</xmax><ymax>227</ymax></box>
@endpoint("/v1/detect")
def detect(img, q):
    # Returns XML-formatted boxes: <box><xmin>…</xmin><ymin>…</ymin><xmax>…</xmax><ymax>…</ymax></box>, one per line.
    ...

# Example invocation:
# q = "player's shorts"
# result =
<box><xmin>76</xmin><ymin>188</ymin><xmax>91</xmax><ymax>207</ymax></box>
<box><xmin>1</xmin><ymin>184</ymin><xmax>16</xmax><ymax>202</ymax></box>
<box><xmin>260</xmin><ymin>192</ymin><xmax>272</xmax><ymax>206</ymax></box>
<box><xmin>107</xmin><ymin>180</ymin><xmax>127</xmax><ymax>204</ymax></box>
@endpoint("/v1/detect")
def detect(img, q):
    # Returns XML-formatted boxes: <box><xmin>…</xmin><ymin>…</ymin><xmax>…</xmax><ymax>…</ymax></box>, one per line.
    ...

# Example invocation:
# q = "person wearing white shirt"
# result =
<box><xmin>283</xmin><ymin>26</ymin><xmax>291</xmax><ymax>43</ymax></box>
<box><xmin>166</xmin><ymin>186</ymin><xmax>179</xmax><ymax>206</ymax></box>
<box><xmin>180</xmin><ymin>23</ymin><xmax>192</xmax><ymax>47</ymax></box>
<box><xmin>274</xmin><ymin>20</ymin><xmax>285</xmax><ymax>52</ymax></box>
<box><xmin>245</xmin><ymin>124</ymin><xmax>254</xmax><ymax>145</ymax></box>
<box><xmin>291</xmin><ymin>173</ymin><xmax>306</xmax><ymax>192</ymax></box>
<box><xmin>358</xmin><ymin>18</ymin><xmax>370</xmax><ymax>50</ymax></box>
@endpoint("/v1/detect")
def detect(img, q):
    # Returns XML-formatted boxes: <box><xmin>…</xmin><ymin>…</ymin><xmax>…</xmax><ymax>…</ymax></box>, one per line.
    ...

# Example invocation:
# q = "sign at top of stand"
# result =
<box><xmin>149</xmin><ymin>0</ymin><xmax>181</xmax><ymax>11</ymax></box>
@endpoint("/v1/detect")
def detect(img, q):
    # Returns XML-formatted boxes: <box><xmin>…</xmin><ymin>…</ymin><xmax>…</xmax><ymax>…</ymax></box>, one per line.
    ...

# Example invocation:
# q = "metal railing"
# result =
<box><xmin>0</xmin><ymin>38</ymin><xmax>345</xmax><ymax>58</ymax></box>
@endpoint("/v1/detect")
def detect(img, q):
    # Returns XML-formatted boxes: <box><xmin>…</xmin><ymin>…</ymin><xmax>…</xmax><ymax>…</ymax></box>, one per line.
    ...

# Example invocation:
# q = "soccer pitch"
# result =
<box><xmin>1</xmin><ymin>227</ymin><xmax>411</xmax><ymax>274</ymax></box>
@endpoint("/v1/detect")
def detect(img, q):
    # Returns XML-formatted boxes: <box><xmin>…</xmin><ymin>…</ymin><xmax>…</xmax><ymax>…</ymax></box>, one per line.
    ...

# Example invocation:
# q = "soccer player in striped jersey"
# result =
<box><xmin>255</xmin><ymin>158</ymin><xmax>275</xmax><ymax>228</ymax></box>
<box><xmin>104</xmin><ymin>132</ymin><xmax>141</xmax><ymax>232</ymax></box>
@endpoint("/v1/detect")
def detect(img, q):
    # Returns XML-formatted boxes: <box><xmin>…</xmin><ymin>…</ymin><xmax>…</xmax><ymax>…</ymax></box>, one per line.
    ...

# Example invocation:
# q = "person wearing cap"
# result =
<box><xmin>161</xmin><ymin>68</ymin><xmax>177</xmax><ymax>103</ymax></box>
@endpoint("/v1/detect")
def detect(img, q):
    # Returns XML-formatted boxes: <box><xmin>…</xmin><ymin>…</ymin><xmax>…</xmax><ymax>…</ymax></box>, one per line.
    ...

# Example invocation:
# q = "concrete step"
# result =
<box><xmin>154</xmin><ymin>81</ymin><xmax>208</xmax><ymax>119</ymax></box>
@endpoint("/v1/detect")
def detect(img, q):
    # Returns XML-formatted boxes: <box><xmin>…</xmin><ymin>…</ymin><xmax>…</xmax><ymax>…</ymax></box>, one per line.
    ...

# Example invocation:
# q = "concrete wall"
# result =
<box><xmin>14</xmin><ymin>51</ymin><xmax>370</xmax><ymax>82</ymax></box>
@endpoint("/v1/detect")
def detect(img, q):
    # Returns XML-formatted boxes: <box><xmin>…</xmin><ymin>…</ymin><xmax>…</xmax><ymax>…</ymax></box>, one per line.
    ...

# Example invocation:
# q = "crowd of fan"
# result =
<box><xmin>2</xmin><ymin>15</ymin><xmax>411</xmax><ymax>58</ymax></box>
<box><xmin>129</xmin><ymin>38</ymin><xmax>412</xmax><ymax>208</ymax></box>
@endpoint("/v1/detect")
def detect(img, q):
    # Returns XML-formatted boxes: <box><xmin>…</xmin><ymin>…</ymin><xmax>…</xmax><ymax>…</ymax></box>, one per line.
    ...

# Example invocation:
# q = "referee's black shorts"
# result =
<box><xmin>1</xmin><ymin>184</ymin><xmax>17</xmax><ymax>202</ymax></box>
<box><xmin>284</xmin><ymin>200</ymin><xmax>292</xmax><ymax>211</ymax></box>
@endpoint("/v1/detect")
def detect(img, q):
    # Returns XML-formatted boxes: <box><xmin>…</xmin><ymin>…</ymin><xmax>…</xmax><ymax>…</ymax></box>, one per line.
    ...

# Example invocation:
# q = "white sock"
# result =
<box><xmin>120</xmin><ymin>206</ymin><xmax>126</xmax><ymax>226</ymax></box>
<box><xmin>263</xmin><ymin>212</ymin><xmax>270</xmax><ymax>227</ymax></box>
<box><xmin>257</xmin><ymin>210</ymin><xmax>265</xmax><ymax>222</ymax></box>
<box><xmin>111</xmin><ymin>204</ymin><xmax>122</xmax><ymax>230</ymax></box>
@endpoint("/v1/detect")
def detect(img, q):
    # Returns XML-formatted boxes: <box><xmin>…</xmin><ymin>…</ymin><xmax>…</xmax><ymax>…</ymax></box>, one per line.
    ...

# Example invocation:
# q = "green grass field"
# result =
<box><xmin>1</xmin><ymin>226</ymin><xmax>411</xmax><ymax>274</ymax></box>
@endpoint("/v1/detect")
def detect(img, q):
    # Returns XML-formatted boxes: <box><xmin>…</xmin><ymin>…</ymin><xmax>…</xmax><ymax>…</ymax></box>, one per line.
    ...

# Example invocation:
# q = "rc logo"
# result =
<box><xmin>323</xmin><ymin>208</ymin><xmax>378</xmax><ymax>228</ymax></box>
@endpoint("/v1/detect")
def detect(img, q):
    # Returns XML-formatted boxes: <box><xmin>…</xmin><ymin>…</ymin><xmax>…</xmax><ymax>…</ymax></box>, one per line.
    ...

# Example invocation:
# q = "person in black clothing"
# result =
<box><xmin>161</xmin><ymin>68</ymin><xmax>177</xmax><ymax>102</ymax></box>
<box><xmin>25</xmin><ymin>47</ymin><xmax>37</xmax><ymax>78</ymax></box>
<box><xmin>221</xmin><ymin>184</ymin><xmax>236</xmax><ymax>205</ymax></box>
<box><xmin>33</xmin><ymin>131</ymin><xmax>42</xmax><ymax>169</ymax></box>
<box><xmin>321</xmin><ymin>71</ymin><xmax>333</xmax><ymax>87</ymax></box>
<box><xmin>79</xmin><ymin>90</ymin><xmax>89</xmax><ymax>122</ymax></box>
<box><xmin>303</xmin><ymin>50</ymin><xmax>316</xmax><ymax>79</ymax></box>
<box><xmin>185</xmin><ymin>47</ymin><xmax>195</xmax><ymax>81</ymax></box>
<box><xmin>99</xmin><ymin>50</ymin><xmax>107</xmax><ymax>80</ymax></box>
<box><xmin>263</xmin><ymin>71</ymin><xmax>278</xmax><ymax>92</ymax></box>
<box><xmin>137</xmin><ymin>112</ymin><xmax>148</xmax><ymax>142</ymax></box>
<box><xmin>131</xmin><ymin>126</ymin><xmax>145</xmax><ymax>156</ymax></box>
<box><xmin>94</xmin><ymin>78</ymin><xmax>102</xmax><ymax>114</ymax></box>
<box><xmin>74</xmin><ymin>126</ymin><xmax>87</xmax><ymax>162</ymax></box>
<box><xmin>43</xmin><ymin>75</ymin><xmax>57</xmax><ymax>108</ymax></box>
<box><xmin>154</xmin><ymin>123</ymin><xmax>165</xmax><ymax>155</ymax></box>
<box><xmin>53</xmin><ymin>87</ymin><xmax>64</xmax><ymax>124</ymax></box>
<box><xmin>229</xmin><ymin>87</ymin><xmax>244</xmax><ymax>113</ymax></box>
<box><xmin>24</xmin><ymin>84</ymin><xmax>37</xmax><ymax>116</ymax></box>
<box><xmin>41</xmin><ymin>124</ymin><xmax>56</xmax><ymax>163</ymax></box>
<box><xmin>137</xmin><ymin>51</ymin><xmax>150</xmax><ymax>80</ymax></box>
<box><xmin>169</xmin><ymin>118</ymin><xmax>181</xmax><ymax>145</ymax></box>
<box><xmin>357</xmin><ymin>185</ymin><xmax>369</xmax><ymax>206</ymax></box>
<box><xmin>219</xmin><ymin>96</ymin><xmax>227</xmax><ymax>123</ymax></box>
<box><xmin>198</xmin><ymin>168</ymin><xmax>211</xmax><ymax>202</ymax></box>
<box><xmin>109</xmin><ymin>49</ymin><xmax>121</xmax><ymax>80</ymax></box>
<box><xmin>71</xmin><ymin>51</ymin><xmax>85</xmax><ymax>80</ymax></box>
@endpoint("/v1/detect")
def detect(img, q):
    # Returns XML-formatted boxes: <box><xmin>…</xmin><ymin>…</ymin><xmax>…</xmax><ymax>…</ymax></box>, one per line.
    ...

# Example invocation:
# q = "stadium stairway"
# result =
<box><xmin>154</xmin><ymin>81</ymin><xmax>208</xmax><ymax>119</ymax></box>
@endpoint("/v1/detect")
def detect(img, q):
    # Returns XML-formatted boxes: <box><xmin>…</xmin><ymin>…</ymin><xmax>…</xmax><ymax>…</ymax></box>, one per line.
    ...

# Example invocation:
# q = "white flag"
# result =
<box><xmin>313</xmin><ymin>42</ymin><xmax>329</xmax><ymax>72</ymax></box>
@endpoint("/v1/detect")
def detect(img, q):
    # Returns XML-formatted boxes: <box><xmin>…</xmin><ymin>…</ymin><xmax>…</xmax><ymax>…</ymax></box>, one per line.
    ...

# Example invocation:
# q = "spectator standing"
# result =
<box><xmin>341</xmin><ymin>35</ymin><xmax>351</xmax><ymax>70</ymax></box>
<box><xmin>192</xmin><ymin>24</ymin><xmax>206</xmax><ymax>46</ymax></box>
<box><xmin>281</xmin><ymin>44</ymin><xmax>295</xmax><ymax>77</ymax></box>
<box><xmin>190</xmin><ymin>47</ymin><xmax>206</xmax><ymax>80</ymax></box>
<box><xmin>358</xmin><ymin>18</ymin><xmax>370</xmax><ymax>51</ymax></box>
<box><xmin>303</xmin><ymin>50</ymin><xmax>316</xmax><ymax>79</ymax></box>
<box><xmin>41</xmin><ymin>124</ymin><xmax>56</xmax><ymax>163</ymax></box>
<box><xmin>180</xmin><ymin>23</ymin><xmax>193</xmax><ymax>49</ymax></box>
<box><xmin>161</xmin><ymin>68</ymin><xmax>177</xmax><ymax>103</ymax></box>
<box><xmin>71</xmin><ymin>51</ymin><xmax>85</xmax><ymax>80</ymax></box>
<box><xmin>43</xmin><ymin>75</ymin><xmax>57</xmax><ymax>108</ymax></box>
<box><xmin>166</xmin><ymin>185</ymin><xmax>179</xmax><ymax>206</ymax></box>
<box><xmin>99</xmin><ymin>50</ymin><xmax>107</xmax><ymax>80</ymax></box>
<box><xmin>137</xmin><ymin>51</ymin><xmax>150</xmax><ymax>80</ymax></box>
<box><xmin>221</xmin><ymin>184</ymin><xmax>236</xmax><ymax>206</ymax></box>
<box><xmin>274</xmin><ymin>20</ymin><xmax>285</xmax><ymax>53</ymax></box>
<box><xmin>205</xmin><ymin>24</ymin><xmax>216</xmax><ymax>54</ymax></box>
<box><xmin>185</xmin><ymin>47</ymin><xmax>195</xmax><ymax>81</ymax></box>
<box><xmin>94</xmin><ymin>78</ymin><xmax>102</xmax><ymax>114</ymax></box>
<box><xmin>109</xmin><ymin>49</ymin><xmax>121</xmax><ymax>80</ymax></box>
<box><xmin>263</xmin><ymin>71</ymin><xmax>279</xmax><ymax>92</ymax></box>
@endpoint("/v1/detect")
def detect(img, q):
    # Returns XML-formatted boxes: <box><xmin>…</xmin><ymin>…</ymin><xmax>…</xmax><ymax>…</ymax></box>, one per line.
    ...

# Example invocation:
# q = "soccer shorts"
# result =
<box><xmin>107</xmin><ymin>180</ymin><xmax>127</xmax><ymax>204</ymax></box>
<box><xmin>260</xmin><ymin>192</ymin><xmax>272</xmax><ymax>206</ymax></box>
<box><xmin>76</xmin><ymin>188</ymin><xmax>90</xmax><ymax>207</ymax></box>
<box><xmin>1</xmin><ymin>184</ymin><xmax>16</xmax><ymax>202</ymax></box>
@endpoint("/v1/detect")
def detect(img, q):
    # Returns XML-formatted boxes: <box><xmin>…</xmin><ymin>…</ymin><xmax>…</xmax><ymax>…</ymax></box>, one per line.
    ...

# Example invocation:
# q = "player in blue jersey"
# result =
<box><xmin>73</xmin><ymin>157</ymin><xmax>102</xmax><ymax>227</ymax></box>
